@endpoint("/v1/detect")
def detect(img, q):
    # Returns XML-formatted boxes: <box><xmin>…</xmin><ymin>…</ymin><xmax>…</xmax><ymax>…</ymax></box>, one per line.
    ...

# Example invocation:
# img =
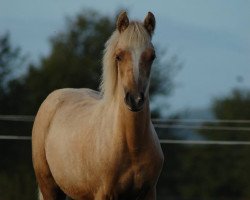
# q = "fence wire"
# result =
<box><xmin>1</xmin><ymin>115</ymin><xmax>250</xmax><ymax>145</ymax></box>
<box><xmin>1</xmin><ymin>135</ymin><xmax>250</xmax><ymax>146</ymax></box>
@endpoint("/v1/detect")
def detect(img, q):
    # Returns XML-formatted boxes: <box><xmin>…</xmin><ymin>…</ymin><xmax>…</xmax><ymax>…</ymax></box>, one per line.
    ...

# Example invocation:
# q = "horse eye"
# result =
<box><xmin>115</xmin><ymin>54</ymin><xmax>122</xmax><ymax>62</ymax></box>
<box><xmin>151</xmin><ymin>53</ymin><xmax>156</xmax><ymax>61</ymax></box>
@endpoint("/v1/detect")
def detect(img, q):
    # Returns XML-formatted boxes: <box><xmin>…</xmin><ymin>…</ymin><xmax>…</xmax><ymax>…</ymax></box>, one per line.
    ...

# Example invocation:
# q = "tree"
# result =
<box><xmin>0</xmin><ymin>33</ymin><xmax>28</xmax><ymax>114</ymax></box>
<box><xmin>0</xmin><ymin>33</ymin><xmax>19</xmax><ymax>88</ymax></box>
<box><xmin>0</xmin><ymin>33</ymin><xmax>26</xmax><ymax>113</ymax></box>
<box><xmin>0</xmin><ymin>34</ymin><xmax>36</xmax><ymax>200</ymax></box>
<box><xmin>0</xmin><ymin>10</ymin><xmax>182</xmax><ymax>199</ymax></box>
<box><xmin>177</xmin><ymin>89</ymin><xmax>250</xmax><ymax>199</ymax></box>
<box><xmin>4</xmin><ymin>10</ymin><xmax>180</xmax><ymax>115</ymax></box>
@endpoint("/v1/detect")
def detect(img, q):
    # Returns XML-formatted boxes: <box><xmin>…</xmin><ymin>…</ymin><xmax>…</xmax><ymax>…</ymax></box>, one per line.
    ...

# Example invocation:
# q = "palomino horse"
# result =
<box><xmin>32</xmin><ymin>11</ymin><xmax>164</xmax><ymax>200</ymax></box>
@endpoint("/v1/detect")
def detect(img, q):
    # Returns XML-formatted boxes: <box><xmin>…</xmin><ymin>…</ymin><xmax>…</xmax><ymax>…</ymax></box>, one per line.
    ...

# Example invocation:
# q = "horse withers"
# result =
<box><xmin>32</xmin><ymin>11</ymin><xmax>164</xmax><ymax>200</ymax></box>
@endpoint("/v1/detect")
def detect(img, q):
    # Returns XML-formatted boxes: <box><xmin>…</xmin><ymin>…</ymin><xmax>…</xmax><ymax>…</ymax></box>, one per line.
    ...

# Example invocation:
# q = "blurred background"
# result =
<box><xmin>0</xmin><ymin>0</ymin><xmax>250</xmax><ymax>199</ymax></box>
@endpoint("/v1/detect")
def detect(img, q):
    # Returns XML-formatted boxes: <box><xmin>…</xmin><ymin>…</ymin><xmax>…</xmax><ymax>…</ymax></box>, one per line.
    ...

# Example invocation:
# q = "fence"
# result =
<box><xmin>1</xmin><ymin>115</ymin><xmax>250</xmax><ymax>145</ymax></box>
<box><xmin>1</xmin><ymin>114</ymin><xmax>250</xmax><ymax>199</ymax></box>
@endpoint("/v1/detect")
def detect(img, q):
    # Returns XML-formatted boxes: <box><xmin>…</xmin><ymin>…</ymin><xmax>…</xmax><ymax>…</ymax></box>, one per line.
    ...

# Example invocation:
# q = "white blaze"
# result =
<box><xmin>132</xmin><ymin>48</ymin><xmax>143</xmax><ymax>84</ymax></box>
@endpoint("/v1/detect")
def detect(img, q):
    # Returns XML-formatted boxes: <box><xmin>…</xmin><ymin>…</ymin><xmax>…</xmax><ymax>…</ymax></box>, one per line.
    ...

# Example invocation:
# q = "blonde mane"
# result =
<box><xmin>100</xmin><ymin>21</ymin><xmax>151</xmax><ymax>101</ymax></box>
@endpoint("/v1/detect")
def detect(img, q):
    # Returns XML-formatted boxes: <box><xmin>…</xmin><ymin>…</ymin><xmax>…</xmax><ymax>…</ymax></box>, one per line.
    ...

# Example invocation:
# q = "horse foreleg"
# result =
<box><xmin>34</xmin><ymin>151</ymin><xmax>66</xmax><ymax>200</ymax></box>
<box><xmin>37</xmin><ymin>174</ymin><xmax>66</xmax><ymax>200</ymax></box>
<box><xmin>33</xmin><ymin>143</ymin><xmax>66</xmax><ymax>200</ymax></box>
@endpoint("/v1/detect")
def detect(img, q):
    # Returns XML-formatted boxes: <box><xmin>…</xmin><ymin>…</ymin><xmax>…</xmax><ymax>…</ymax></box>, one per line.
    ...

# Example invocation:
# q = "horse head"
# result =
<box><xmin>115</xmin><ymin>11</ymin><xmax>156</xmax><ymax>112</ymax></box>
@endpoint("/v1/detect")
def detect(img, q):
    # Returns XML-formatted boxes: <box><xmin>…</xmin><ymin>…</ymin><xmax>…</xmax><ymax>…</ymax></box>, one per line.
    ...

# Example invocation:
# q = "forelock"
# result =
<box><xmin>118</xmin><ymin>22</ymin><xmax>151</xmax><ymax>49</ymax></box>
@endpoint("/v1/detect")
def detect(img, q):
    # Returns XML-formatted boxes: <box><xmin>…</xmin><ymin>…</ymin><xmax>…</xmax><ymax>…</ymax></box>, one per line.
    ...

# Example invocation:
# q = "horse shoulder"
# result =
<box><xmin>32</xmin><ymin>89</ymin><xmax>68</xmax><ymax>140</ymax></box>
<box><xmin>33</xmin><ymin>88</ymin><xmax>101</xmax><ymax>142</ymax></box>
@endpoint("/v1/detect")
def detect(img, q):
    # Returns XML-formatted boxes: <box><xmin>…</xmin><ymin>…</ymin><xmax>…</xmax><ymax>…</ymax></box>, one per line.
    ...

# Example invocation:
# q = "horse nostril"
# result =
<box><xmin>135</xmin><ymin>93</ymin><xmax>144</xmax><ymax>105</ymax></box>
<box><xmin>125</xmin><ymin>92</ymin><xmax>133</xmax><ymax>106</ymax></box>
<box><xmin>140</xmin><ymin>92</ymin><xmax>144</xmax><ymax>102</ymax></box>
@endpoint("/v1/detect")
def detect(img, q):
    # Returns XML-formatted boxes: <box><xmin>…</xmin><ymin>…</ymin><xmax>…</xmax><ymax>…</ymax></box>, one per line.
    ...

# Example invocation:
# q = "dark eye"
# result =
<box><xmin>150</xmin><ymin>53</ymin><xmax>156</xmax><ymax>61</ymax></box>
<box><xmin>115</xmin><ymin>54</ymin><xmax>122</xmax><ymax>62</ymax></box>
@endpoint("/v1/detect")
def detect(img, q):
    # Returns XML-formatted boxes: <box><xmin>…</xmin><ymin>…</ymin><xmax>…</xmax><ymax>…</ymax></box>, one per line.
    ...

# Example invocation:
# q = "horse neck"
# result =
<box><xmin>111</xmin><ymin>79</ymin><xmax>151</xmax><ymax>152</ymax></box>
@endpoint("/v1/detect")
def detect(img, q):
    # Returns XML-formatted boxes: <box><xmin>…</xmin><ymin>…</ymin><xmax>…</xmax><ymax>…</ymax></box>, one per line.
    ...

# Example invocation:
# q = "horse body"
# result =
<box><xmin>32</xmin><ymin>11</ymin><xmax>164</xmax><ymax>200</ymax></box>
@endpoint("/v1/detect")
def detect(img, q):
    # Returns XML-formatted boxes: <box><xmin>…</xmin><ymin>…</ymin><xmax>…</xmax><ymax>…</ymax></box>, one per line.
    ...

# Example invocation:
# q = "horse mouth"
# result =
<box><xmin>125</xmin><ymin>104</ymin><xmax>144</xmax><ymax>112</ymax></box>
<box><xmin>124</xmin><ymin>92</ymin><xmax>145</xmax><ymax>112</ymax></box>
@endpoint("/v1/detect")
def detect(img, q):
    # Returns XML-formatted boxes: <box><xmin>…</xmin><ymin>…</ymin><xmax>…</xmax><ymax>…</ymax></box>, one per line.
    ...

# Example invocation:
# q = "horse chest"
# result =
<box><xmin>109</xmin><ymin>157</ymin><xmax>155</xmax><ymax>198</ymax></box>
<box><xmin>103</xmin><ymin>136</ymin><xmax>162</xmax><ymax>197</ymax></box>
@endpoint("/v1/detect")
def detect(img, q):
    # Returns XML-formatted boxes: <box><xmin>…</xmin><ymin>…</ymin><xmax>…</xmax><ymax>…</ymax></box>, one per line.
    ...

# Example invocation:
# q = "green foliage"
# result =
<box><xmin>0</xmin><ymin>121</ymin><xmax>36</xmax><ymax>199</ymax></box>
<box><xmin>151</xmin><ymin>53</ymin><xmax>181</xmax><ymax>100</ymax></box>
<box><xmin>19</xmin><ymin>10</ymin><xmax>115</xmax><ymax>114</ymax></box>
<box><xmin>0</xmin><ymin>140</ymin><xmax>36</xmax><ymax>200</ymax></box>
<box><xmin>0</xmin><ymin>33</ymin><xmax>27</xmax><ymax>114</ymax></box>
<box><xmin>1</xmin><ymin>10</ymin><xmax>180</xmax><ymax>115</ymax></box>
<box><xmin>174</xmin><ymin>89</ymin><xmax>250</xmax><ymax>199</ymax></box>
<box><xmin>0</xmin><ymin>33</ymin><xmax>19</xmax><ymax>85</ymax></box>
<box><xmin>213</xmin><ymin>89</ymin><xmax>250</xmax><ymax>121</ymax></box>
<box><xmin>0</xmin><ymin>33</ymin><xmax>24</xmax><ymax>96</ymax></box>
<box><xmin>0</xmin><ymin>9</ymin><xmax>181</xmax><ymax>199</ymax></box>
<box><xmin>3</xmin><ymin>7</ymin><xmax>249</xmax><ymax>200</ymax></box>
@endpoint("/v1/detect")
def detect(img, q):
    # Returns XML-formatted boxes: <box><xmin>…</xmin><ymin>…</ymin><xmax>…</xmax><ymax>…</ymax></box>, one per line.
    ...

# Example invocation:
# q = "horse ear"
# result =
<box><xmin>144</xmin><ymin>12</ymin><xmax>156</xmax><ymax>36</ymax></box>
<box><xmin>116</xmin><ymin>11</ymin><xmax>129</xmax><ymax>33</ymax></box>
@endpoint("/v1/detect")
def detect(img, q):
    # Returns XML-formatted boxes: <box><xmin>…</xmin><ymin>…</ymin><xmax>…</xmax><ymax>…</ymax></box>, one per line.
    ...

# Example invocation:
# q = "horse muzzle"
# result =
<box><xmin>124</xmin><ymin>92</ymin><xmax>145</xmax><ymax>112</ymax></box>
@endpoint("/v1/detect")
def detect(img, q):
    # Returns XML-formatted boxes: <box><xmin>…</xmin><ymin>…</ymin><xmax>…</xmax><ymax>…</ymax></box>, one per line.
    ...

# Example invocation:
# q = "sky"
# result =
<box><xmin>1</xmin><ymin>0</ymin><xmax>250</xmax><ymax>114</ymax></box>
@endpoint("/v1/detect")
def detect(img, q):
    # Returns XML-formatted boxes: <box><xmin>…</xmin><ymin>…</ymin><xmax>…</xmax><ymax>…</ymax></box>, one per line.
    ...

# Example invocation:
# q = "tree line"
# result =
<box><xmin>0</xmin><ymin>9</ymin><xmax>250</xmax><ymax>200</ymax></box>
